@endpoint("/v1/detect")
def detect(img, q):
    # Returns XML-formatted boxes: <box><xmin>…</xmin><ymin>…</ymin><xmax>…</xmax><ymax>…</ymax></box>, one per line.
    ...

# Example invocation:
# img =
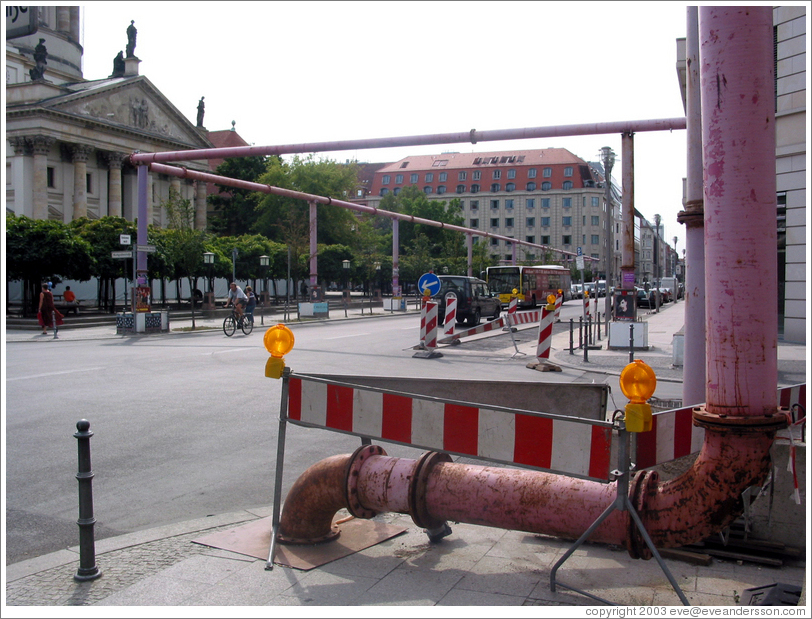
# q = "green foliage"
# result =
<box><xmin>70</xmin><ymin>216</ymin><xmax>138</xmax><ymax>280</ymax></box>
<box><xmin>381</xmin><ymin>187</ymin><xmax>465</xmax><ymax>259</ymax></box>
<box><xmin>7</xmin><ymin>213</ymin><xmax>95</xmax><ymax>282</ymax></box>
<box><xmin>207</xmin><ymin>155</ymin><xmax>271</xmax><ymax>236</ymax></box>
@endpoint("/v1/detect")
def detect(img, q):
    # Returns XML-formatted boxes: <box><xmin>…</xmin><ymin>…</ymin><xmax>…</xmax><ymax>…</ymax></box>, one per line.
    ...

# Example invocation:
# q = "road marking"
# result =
<box><xmin>7</xmin><ymin>367</ymin><xmax>105</xmax><ymax>382</ymax></box>
<box><xmin>324</xmin><ymin>333</ymin><xmax>367</xmax><ymax>340</ymax></box>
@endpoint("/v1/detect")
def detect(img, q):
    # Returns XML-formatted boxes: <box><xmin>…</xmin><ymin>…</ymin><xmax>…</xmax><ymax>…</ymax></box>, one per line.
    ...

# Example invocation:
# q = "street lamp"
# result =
<box><xmin>203</xmin><ymin>252</ymin><xmax>214</xmax><ymax>309</ymax></box>
<box><xmin>342</xmin><ymin>259</ymin><xmax>351</xmax><ymax>317</ymax></box>
<box><xmin>600</xmin><ymin>146</ymin><xmax>616</xmax><ymax>326</ymax></box>
<box><xmin>259</xmin><ymin>255</ymin><xmax>270</xmax><ymax>324</ymax></box>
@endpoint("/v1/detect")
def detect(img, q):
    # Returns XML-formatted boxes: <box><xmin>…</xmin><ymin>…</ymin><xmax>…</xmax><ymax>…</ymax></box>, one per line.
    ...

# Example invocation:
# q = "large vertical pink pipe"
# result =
<box><xmin>700</xmin><ymin>6</ymin><xmax>777</xmax><ymax>417</ymax></box>
<box><xmin>680</xmin><ymin>6</ymin><xmax>707</xmax><ymax>408</ymax></box>
<box><xmin>309</xmin><ymin>201</ymin><xmax>318</xmax><ymax>292</ymax></box>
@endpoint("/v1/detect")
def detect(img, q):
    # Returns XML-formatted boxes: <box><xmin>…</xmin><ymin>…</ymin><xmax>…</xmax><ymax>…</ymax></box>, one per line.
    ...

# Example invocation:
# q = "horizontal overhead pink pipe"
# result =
<box><xmin>130</xmin><ymin>117</ymin><xmax>686</xmax><ymax>164</ymax></box>
<box><xmin>146</xmin><ymin>161</ymin><xmax>594</xmax><ymax>260</ymax></box>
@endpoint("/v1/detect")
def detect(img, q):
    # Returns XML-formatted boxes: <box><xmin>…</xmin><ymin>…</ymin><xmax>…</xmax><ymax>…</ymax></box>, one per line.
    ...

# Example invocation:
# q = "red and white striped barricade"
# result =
<box><xmin>510</xmin><ymin>310</ymin><xmax>540</xmax><ymax>325</ymax></box>
<box><xmin>414</xmin><ymin>300</ymin><xmax>442</xmax><ymax>358</ymax></box>
<box><xmin>442</xmin><ymin>293</ymin><xmax>457</xmax><ymax>338</ymax></box>
<box><xmin>634</xmin><ymin>383</ymin><xmax>807</xmax><ymax>469</ymax></box>
<box><xmin>554</xmin><ymin>292</ymin><xmax>563</xmax><ymax>322</ymax></box>
<box><xmin>437</xmin><ymin>316</ymin><xmax>505</xmax><ymax>344</ymax></box>
<box><xmin>584</xmin><ymin>295</ymin><xmax>591</xmax><ymax>321</ymax></box>
<box><xmin>503</xmin><ymin>297</ymin><xmax>518</xmax><ymax>331</ymax></box>
<box><xmin>527</xmin><ymin>303</ymin><xmax>562</xmax><ymax>372</ymax></box>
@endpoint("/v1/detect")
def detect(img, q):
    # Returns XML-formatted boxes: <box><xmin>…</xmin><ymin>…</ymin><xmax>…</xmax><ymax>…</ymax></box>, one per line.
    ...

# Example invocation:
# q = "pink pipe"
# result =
<box><xmin>130</xmin><ymin>118</ymin><xmax>686</xmax><ymax>164</ymax></box>
<box><xmin>700</xmin><ymin>6</ymin><xmax>777</xmax><ymax>417</ymax></box>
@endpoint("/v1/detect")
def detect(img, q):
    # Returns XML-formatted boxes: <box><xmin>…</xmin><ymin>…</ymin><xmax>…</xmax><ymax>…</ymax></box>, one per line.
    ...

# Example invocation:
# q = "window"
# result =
<box><xmin>528</xmin><ymin>168</ymin><xmax>537</xmax><ymax>178</ymax></box>
<box><xmin>432</xmin><ymin>159</ymin><xmax>448</xmax><ymax>167</ymax></box>
<box><xmin>505</xmin><ymin>183</ymin><xmax>515</xmax><ymax>192</ymax></box>
<box><xmin>563</xmin><ymin>235</ymin><xmax>572</xmax><ymax>245</ymax></box>
<box><xmin>505</xmin><ymin>199</ymin><xmax>514</xmax><ymax>209</ymax></box>
<box><xmin>437</xmin><ymin>185</ymin><xmax>446</xmax><ymax>194</ymax></box>
<box><xmin>592</xmin><ymin>196</ymin><xmax>600</xmax><ymax>207</ymax></box>
<box><xmin>380</xmin><ymin>188</ymin><xmax>389</xmax><ymax>196</ymax></box>
<box><xmin>424</xmin><ymin>186</ymin><xmax>433</xmax><ymax>194</ymax></box>
<box><xmin>382</xmin><ymin>175</ymin><xmax>390</xmax><ymax>185</ymax></box>
<box><xmin>47</xmin><ymin>166</ymin><xmax>56</xmax><ymax>188</ymax></box>
<box><xmin>507</xmin><ymin>169</ymin><xmax>516</xmax><ymax>179</ymax></box>
<box><xmin>526</xmin><ymin>182</ymin><xmax>536</xmax><ymax>191</ymax></box>
<box><xmin>472</xmin><ymin>170</ymin><xmax>481</xmax><ymax>180</ymax></box>
<box><xmin>410</xmin><ymin>173</ymin><xmax>418</xmax><ymax>184</ymax></box>
<box><xmin>490</xmin><ymin>218</ymin><xmax>500</xmax><ymax>228</ymax></box>
<box><xmin>541</xmin><ymin>182</ymin><xmax>552</xmax><ymax>191</ymax></box>
<box><xmin>526</xmin><ymin>235</ymin><xmax>535</xmax><ymax>244</ymax></box>
<box><xmin>458</xmin><ymin>171</ymin><xmax>467</xmax><ymax>181</ymax></box>
<box><xmin>505</xmin><ymin>254</ymin><xmax>512</xmax><ymax>260</ymax></box>
<box><xmin>471</xmin><ymin>184</ymin><xmax>480</xmax><ymax>193</ymax></box>
<box><xmin>562</xmin><ymin>181</ymin><xmax>573</xmax><ymax>190</ymax></box>
<box><xmin>490</xmin><ymin>199</ymin><xmax>499</xmax><ymax>209</ymax></box>
<box><xmin>526</xmin><ymin>217</ymin><xmax>535</xmax><ymax>227</ymax></box>
<box><xmin>456</xmin><ymin>185</ymin><xmax>466</xmax><ymax>194</ymax></box>
<box><xmin>541</xmin><ymin>217</ymin><xmax>550</xmax><ymax>227</ymax></box>
<box><xmin>563</xmin><ymin>216</ymin><xmax>572</xmax><ymax>227</ymax></box>
<box><xmin>505</xmin><ymin>217</ymin><xmax>514</xmax><ymax>228</ymax></box>
<box><xmin>541</xmin><ymin>198</ymin><xmax>550</xmax><ymax>209</ymax></box>
<box><xmin>86</xmin><ymin>173</ymin><xmax>92</xmax><ymax>194</ymax></box>
<box><xmin>470</xmin><ymin>218</ymin><xmax>479</xmax><ymax>228</ymax></box>
<box><xmin>564</xmin><ymin>166</ymin><xmax>574</xmax><ymax>177</ymax></box>
<box><xmin>395</xmin><ymin>174</ymin><xmax>403</xmax><ymax>184</ymax></box>
<box><xmin>393</xmin><ymin>187</ymin><xmax>401</xmax><ymax>196</ymax></box>
<box><xmin>590</xmin><ymin>216</ymin><xmax>599</xmax><ymax>226</ymax></box>
<box><xmin>563</xmin><ymin>197</ymin><xmax>572</xmax><ymax>208</ymax></box>
<box><xmin>543</xmin><ymin>167</ymin><xmax>552</xmax><ymax>178</ymax></box>
<box><xmin>400</xmin><ymin>161</ymin><xmax>409</xmax><ymax>168</ymax></box>
<box><xmin>470</xmin><ymin>200</ymin><xmax>479</xmax><ymax>210</ymax></box>
<box><xmin>525</xmin><ymin>253</ymin><xmax>536</xmax><ymax>261</ymax></box>
<box><xmin>493</xmin><ymin>170</ymin><xmax>501</xmax><ymax>179</ymax></box>
<box><xmin>591</xmin><ymin>234</ymin><xmax>600</xmax><ymax>244</ymax></box>
<box><xmin>426</xmin><ymin>173</ymin><xmax>434</xmax><ymax>182</ymax></box>
<box><xmin>490</xmin><ymin>183</ymin><xmax>501</xmax><ymax>192</ymax></box>
<box><xmin>491</xmin><ymin>239</ymin><xmax>499</xmax><ymax>247</ymax></box>
<box><xmin>526</xmin><ymin>198</ymin><xmax>535</xmax><ymax>209</ymax></box>
<box><xmin>439</xmin><ymin>172</ymin><xmax>447</xmax><ymax>182</ymax></box>
<box><xmin>541</xmin><ymin>235</ymin><xmax>550</xmax><ymax>244</ymax></box>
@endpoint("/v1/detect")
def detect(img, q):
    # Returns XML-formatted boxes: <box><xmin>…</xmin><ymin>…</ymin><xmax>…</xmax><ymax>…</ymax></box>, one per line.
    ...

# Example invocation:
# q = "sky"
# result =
<box><xmin>77</xmin><ymin>1</ymin><xmax>741</xmax><ymax>253</ymax></box>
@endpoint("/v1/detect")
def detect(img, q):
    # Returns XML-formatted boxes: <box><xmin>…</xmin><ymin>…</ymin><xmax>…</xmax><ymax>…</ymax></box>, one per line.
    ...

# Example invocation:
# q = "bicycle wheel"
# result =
<box><xmin>223</xmin><ymin>315</ymin><xmax>237</xmax><ymax>337</ymax></box>
<box><xmin>240</xmin><ymin>315</ymin><xmax>254</xmax><ymax>335</ymax></box>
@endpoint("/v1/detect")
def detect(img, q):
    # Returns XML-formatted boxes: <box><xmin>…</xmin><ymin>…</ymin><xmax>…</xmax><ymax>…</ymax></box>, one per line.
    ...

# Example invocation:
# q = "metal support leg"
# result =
<box><xmin>266</xmin><ymin>368</ymin><xmax>292</xmax><ymax>570</ymax></box>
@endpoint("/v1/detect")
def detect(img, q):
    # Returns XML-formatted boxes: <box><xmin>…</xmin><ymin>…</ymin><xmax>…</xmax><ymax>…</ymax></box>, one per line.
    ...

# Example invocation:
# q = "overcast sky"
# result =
<box><xmin>80</xmin><ymin>1</ymin><xmax>711</xmax><ymax>252</ymax></box>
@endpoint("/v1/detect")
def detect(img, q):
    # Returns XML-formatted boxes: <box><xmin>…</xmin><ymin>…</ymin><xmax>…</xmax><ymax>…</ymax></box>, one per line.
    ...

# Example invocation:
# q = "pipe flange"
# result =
<box><xmin>345</xmin><ymin>444</ymin><xmax>387</xmax><ymax>520</ymax></box>
<box><xmin>277</xmin><ymin>528</ymin><xmax>341</xmax><ymax>546</ymax></box>
<box><xmin>692</xmin><ymin>406</ymin><xmax>789</xmax><ymax>433</ymax></box>
<box><xmin>626</xmin><ymin>469</ymin><xmax>659</xmax><ymax>560</ymax></box>
<box><xmin>408</xmin><ymin>451</ymin><xmax>452</xmax><ymax>530</ymax></box>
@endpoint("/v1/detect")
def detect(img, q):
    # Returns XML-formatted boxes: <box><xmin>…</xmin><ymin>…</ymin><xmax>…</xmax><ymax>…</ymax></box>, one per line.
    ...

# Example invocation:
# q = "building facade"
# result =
<box><xmin>367</xmin><ymin>148</ymin><xmax>622</xmax><ymax>275</ymax></box>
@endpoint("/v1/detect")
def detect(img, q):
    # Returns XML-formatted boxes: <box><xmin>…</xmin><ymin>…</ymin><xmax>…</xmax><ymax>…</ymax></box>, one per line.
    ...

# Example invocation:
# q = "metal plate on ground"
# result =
<box><xmin>192</xmin><ymin>516</ymin><xmax>407</xmax><ymax>571</ymax></box>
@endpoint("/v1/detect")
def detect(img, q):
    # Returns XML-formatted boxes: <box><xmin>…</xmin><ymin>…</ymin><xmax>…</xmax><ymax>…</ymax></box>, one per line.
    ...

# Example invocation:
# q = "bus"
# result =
<box><xmin>485</xmin><ymin>265</ymin><xmax>573</xmax><ymax>308</ymax></box>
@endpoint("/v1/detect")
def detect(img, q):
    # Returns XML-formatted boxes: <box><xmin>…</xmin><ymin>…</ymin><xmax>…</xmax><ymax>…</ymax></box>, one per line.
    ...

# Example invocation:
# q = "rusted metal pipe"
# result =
<box><xmin>130</xmin><ymin>118</ymin><xmax>686</xmax><ymax>165</ymax></box>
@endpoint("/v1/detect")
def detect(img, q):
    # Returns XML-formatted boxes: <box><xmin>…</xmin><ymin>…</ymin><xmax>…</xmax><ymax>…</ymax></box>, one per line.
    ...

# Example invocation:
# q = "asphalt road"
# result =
<box><xmin>5</xmin><ymin>303</ymin><xmax>593</xmax><ymax>565</ymax></box>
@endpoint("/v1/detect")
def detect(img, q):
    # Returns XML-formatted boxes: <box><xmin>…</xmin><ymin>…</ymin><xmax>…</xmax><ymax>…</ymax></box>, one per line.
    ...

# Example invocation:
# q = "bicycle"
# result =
<box><xmin>223</xmin><ymin>307</ymin><xmax>254</xmax><ymax>336</ymax></box>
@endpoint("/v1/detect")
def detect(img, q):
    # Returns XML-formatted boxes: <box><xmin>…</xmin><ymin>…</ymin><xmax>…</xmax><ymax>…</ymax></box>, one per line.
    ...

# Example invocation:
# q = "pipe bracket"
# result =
<box><xmin>345</xmin><ymin>444</ymin><xmax>387</xmax><ymax>520</ymax></box>
<box><xmin>692</xmin><ymin>406</ymin><xmax>788</xmax><ymax>433</ymax></box>
<box><xmin>408</xmin><ymin>451</ymin><xmax>452</xmax><ymax>530</ymax></box>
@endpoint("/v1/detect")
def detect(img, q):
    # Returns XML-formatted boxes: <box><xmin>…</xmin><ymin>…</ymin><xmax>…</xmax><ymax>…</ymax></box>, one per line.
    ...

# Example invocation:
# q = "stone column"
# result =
<box><xmin>70</xmin><ymin>7</ymin><xmax>81</xmax><ymax>42</ymax></box>
<box><xmin>71</xmin><ymin>144</ymin><xmax>94</xmax><ymax>220</ymax></box>
<box><xmin>57</xmin><ymin>7</ymin><xmax>71</xmax><ymax>34</ymax></box>
<box><xmin>195</xmin><ymin>180</ymin><xmax>207</xmax><ymax>230</ymax></box>
<box><xmin>28</xmin><ymin>135</ymin><xmax>55</xmax><ymax>220</ymax></box>
<box><xmin>105</xmin><ymin>152</ymin><xmax>127</xmax><ymax>218</ymax></box>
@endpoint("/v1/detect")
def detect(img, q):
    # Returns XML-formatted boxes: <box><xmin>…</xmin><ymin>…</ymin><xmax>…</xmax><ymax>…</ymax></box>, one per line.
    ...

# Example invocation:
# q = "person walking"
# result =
<box><xmin>38</xmin><ymin>283</ymin><xmax>63</xmax><ymax>335</ymax></box>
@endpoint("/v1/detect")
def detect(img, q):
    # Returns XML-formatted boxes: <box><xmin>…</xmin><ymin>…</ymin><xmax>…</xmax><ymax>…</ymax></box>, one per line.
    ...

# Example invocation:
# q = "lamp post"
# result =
<box><xmin>342</xmin><ymin>259</ymin><xmax>351</xmax><ymax>317</ymax></box>
<box><xmin>654</xmin><ymin>213</ymin><xmax>662</xmax><ymax>313</ymax></box>
<box><xmin>203</xmin><ymin>251</ymin><xmax>214</xmax><ymax>309</ymax></box>
<box><xmin>231</xmin><ymin>247</ymin><xmax>238</xmax><ymax>285</ymax></box>
<box><xmin>600</xmin><ymin>146</ymin><xmax>616</xmax><ymax>327</ymax></box>
<box><xmin>259</xmin><ymin>255</ymin><xmax>270</xmax><ymax>324</ymax></box>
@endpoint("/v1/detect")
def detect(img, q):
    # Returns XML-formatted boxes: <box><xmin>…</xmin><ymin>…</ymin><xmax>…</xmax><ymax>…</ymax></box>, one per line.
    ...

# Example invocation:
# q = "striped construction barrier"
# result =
<box><xmin>442</xmin><ymin>295</ymin><xmax>457</xmax><ymax>338</ymax></box>
<box><xmin>535</xmin><ymin>305</ymin><xmax>556</xmax><ymax>361</ymax></box>
<box><xmin>554</xmin><ymin>293</ymin><xmax>563</xmax><ymax>322</ymax></box>
<box><xmin>286</xmin><ymin>373</ymin><xmax>615</xmax><ymax>482</ymax></box>
<box><xmin>511</xmin><ymin>310</ymin><xmax>540</xmax><ymax>325</ymax></box>
<box><xmin>438</xmin><ymin>315</ymin><xmax>506</xmax><ymax>344</ymax></box>
<box><xmin>415</xmin><ymin>300</ymin><xmax>441</xmax><ymax>357</ymax></box>
<box><xmin>634</xmin><ymin>383</ymin><xmax>807</xmax><ymax>469</ymax></box>
<box><xmin>503</xmin><ymin>297</ymin><xmax>518</xmax><ymax>332</ymax></box>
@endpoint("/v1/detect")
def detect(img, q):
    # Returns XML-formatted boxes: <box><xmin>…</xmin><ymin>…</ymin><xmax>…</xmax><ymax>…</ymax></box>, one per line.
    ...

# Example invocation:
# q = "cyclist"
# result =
<box><xmin>245</xmin><ymin>285</ymin><xmax>257</xmax><ymax>323</ymax></box>
<box><xmin>225</xmin><ymin>282</ymin><xmax>248</xmax><ymax>319</ymax></box>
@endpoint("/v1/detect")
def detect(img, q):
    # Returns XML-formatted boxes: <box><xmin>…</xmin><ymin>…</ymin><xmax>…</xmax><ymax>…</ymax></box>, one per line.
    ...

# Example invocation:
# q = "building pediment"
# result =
<box><xmin>29</xmin><ymin>76</ymin><xmax>211</xmax><ymax>149</ymax></box>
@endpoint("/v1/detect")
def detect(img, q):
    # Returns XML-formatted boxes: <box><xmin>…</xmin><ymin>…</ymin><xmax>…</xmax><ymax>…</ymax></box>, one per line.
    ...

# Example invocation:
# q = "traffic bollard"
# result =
<box><xmin>584</xmin><ymin>318</ymin><xmax>590</xmax><ymax>362</ymax></box>
<box><xmin>52</xmin><ymin>310</ymin><xmax>59</xmax><ymax>339</ymax></box>
<box><xmin>569</xmin><ymin>318</ymin><xmax>574</xmax><ymax>355</ymax></box>
<box><xmin>578</xmin><ymin>317</ymin><xmax>583</xmax><ymax>350</ymax></box>
<box><xmin>74</xmin><ymin>419</ymin><xmax>101</xmax><ymax>582</ymax></box>
<box><xmin>597</xmin><ymin>312</ymin><xmax>601</xmax><ymax>341</ymax></box>
<box><xmin>629</xmin><ymin>323</ymin><xmax>635</xmax><ymax>364</ymax></box>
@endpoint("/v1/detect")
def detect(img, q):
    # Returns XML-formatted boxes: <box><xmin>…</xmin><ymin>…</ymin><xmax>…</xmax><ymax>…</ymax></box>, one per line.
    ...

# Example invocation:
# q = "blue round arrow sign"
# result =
<box><xmin>417</xmin><ymin>272</ymin><xmax>441</xmax><ymax>296</ymax></box>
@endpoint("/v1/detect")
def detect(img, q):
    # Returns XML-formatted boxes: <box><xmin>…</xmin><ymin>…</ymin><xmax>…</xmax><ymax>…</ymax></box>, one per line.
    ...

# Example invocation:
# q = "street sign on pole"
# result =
<box><xmin>576</xmin><ymin>256</ymin><xmax>585</xmax><ymax>271</ymax></box>
<box><xmin>120</xmin><ymin>234</ymin><xmax>131</xmax><ymax>245</ymax></box>
<box><xmin>417</xmin><ymin>272</ymin><xmax>441</xmax><ymax>297</ymax></box>
<box><xmin>136</xmin><ymin>244</ymin><xmax>156</xmax><ymax>253</ymax></box>
<box><xmin>111</xmin><ymin>251</ymin><xmax>132</xmax><ymax>259</ymax></box>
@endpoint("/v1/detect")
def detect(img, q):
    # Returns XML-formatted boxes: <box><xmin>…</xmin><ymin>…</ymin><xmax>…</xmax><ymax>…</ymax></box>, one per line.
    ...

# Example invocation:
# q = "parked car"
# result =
<box><xmin>596</xmin><ymin>280</ymin><xmax>607</xmax><ymax>297</ymax></box>
<box><xmin>432</xmin><ymin>275</ymin><xmax>501</xmax><ymax>327</ymax></box>
<box><xmin>635</xmin><ymin>287</ymin><xmax>653</xmax><ymax>309</ymax></box>
<box><xmin>584</xmin><ymin>282</ymin><xmax>597</xmax><ymax>298</ymax></box>
<box><xmin>570</xmin><ymin>283</ymin><xmax>584</xmax><ymax>299</ymax></box>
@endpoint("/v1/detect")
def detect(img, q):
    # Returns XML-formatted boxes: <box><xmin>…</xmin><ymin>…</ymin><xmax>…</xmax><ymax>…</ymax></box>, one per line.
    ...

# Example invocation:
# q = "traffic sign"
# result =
<box><xmin>576</xmin><ymin>256</ymin><xmax>585</xmax><ymax>270</ymax></box>
<box><xmin>111</xmin><ymin>251</ymin><xmax>132</xmax><ymax>259</ymax></box>
<box><xmin>576</xmin><ymin>246</ymin><xmax>583</xmax><ymax>256</ymax></box>
<box><xmin>137</xmin><ymin>244</ymin><xmax>156</xmax><ymax>253</ymax></box>
<box><xmin>417</xmin><ymin>272</ymin><xmax>441</xmax><ymax>297</ymax></box>
<box><xmin>120</xmin><ymin>234</ymin><xmax>131</xmax><ymax>245</ymax></box>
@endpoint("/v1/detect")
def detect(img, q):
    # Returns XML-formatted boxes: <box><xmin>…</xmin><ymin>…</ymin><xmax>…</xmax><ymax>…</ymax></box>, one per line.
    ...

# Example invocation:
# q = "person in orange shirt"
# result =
<box><xmin>62</xmin><ymin>286</ymin><xmax>79</xmax><ymax>314</ymax></box>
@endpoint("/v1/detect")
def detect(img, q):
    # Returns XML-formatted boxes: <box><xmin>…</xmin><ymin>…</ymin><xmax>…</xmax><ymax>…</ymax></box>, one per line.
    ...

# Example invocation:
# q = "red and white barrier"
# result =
<box><xmin>438</xmin><ymin>316</ymin><xmax>506</xmax><ymax>344</ymax></box>
<box><xmin>419</xmin><ymin>300</ymin><xmax>439</xmax><ymax>349</ymax></box>
<box><xmin>511</xmin><ymin>310</ymin><xmax>540</xmax><ymax>325</ymax></box>
<box><xmin>554</xmin><ymin>293</ymin><xmax>563</xmax><ymax>322</ymax></box>
<box><xmin>287</xmin><ymin>375</ymin><xmax>614</xmax><ymax>481</ymax></box>
<box><xmin>634</xmin><ymin>383</ymin><xmax>807</xmax><ymax>469</ymax></box>
<box><xmin>535</xmin><ymin>305</ymin><xmax>555</xmax><ymax>361</ymax></box>
<box><xmin>442</xmin><ymin>295</ymin><xmax>457</xmax><ymax>337</ymax></box>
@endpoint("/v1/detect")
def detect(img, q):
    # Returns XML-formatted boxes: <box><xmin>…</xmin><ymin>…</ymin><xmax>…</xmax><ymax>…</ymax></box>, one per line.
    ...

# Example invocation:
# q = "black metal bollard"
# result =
<box><xmin>578</xmin><ymin>317</ymin><xmax>583</xmax><ymax>350</ymax></box>
<box><xmin>584</xmin><ymin>318</ymin><xmax>590</xmax><ymax>363</ymax></box>
<box><xmin>629</xmin><ymin>322</ymin><xmax>635</xmax><ymax>364</ymax></box>
<box><xmin>569</xmin><ymin>318</ymin><xmax>574</xmax><ymax>355</ymax></box>
<box><xmin>52</xmin><ymin>310</ymin><xmax>59</xmax><ymax>339</ymax></box>
<box><xmin>597</xmin><ymin>312</ymin><xmax>601</xmax><ymax>341</ymax></box>
<box><xmin>74</xmin><ymin>420</ymin><xmax>101</xmax><ymax>582</ymax></box>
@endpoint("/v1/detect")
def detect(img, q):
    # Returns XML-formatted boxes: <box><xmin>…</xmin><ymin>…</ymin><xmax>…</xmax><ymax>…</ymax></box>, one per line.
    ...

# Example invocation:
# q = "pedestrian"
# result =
<box><xmin>245</xmin><ymin>285</ymin><xmax>257</xmax><ymax>323</ymax></box>
<box><xmin>38</xmin><ymin>283</ymin><xmax>64</xmax><ymax>335</ymax></box>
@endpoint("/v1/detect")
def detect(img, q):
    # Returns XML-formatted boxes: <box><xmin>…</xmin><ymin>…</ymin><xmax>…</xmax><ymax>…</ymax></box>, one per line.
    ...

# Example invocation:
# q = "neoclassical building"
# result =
<box><xmin>6</xmin><ymin>6</ymin><xmax>212</xmax><ymax>229</ymax></box>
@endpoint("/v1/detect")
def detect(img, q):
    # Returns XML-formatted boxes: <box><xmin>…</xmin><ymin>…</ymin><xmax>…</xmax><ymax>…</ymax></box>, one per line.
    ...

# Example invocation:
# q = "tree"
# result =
<box><xmin>7</xmin><ymin>214</ymin><xmax>94</xmax><ymax>316</ymax></box>
<box><xmin>207</xmin><ymin>155</ymin><xmax>271</xmax><ymax>236</ymax></box>
<box><xmin>163</xmin><ymin>189</ymin><xmax>208</xmax><ymax>329</ymax></box>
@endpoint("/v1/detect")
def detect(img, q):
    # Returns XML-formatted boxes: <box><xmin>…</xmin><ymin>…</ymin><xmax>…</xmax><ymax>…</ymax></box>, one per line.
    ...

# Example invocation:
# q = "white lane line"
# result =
<box><xmin>324</xmin><ymin>333</ymin><xmax>368</xmax><ymax>340</ymax></box>
<box><xmin>7</xmin><ymin>367</ymin><xmax>106</xmax><ymax>382</ymax></box>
